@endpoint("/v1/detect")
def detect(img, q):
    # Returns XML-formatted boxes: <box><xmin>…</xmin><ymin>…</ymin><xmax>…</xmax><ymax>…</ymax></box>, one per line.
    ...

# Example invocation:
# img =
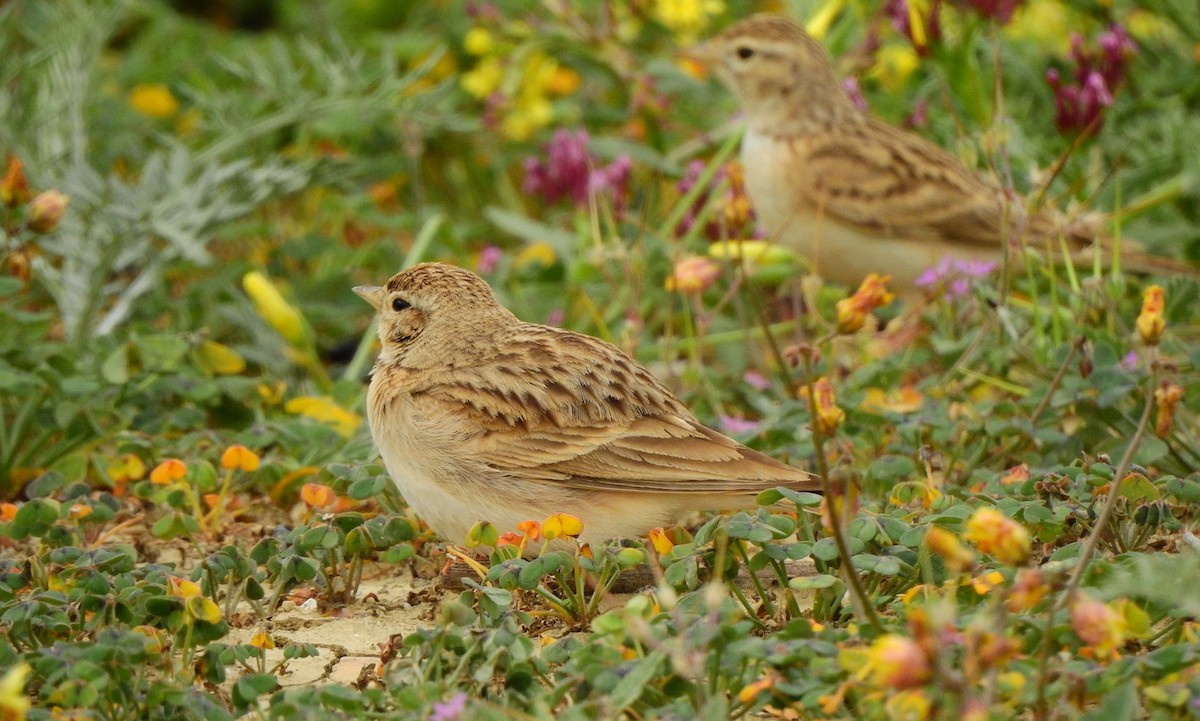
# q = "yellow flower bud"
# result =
<box><xmin>836</xmin><ymin>273</ymin><xmax>893</xmax><ymax>334</ymax></box>
<box><xmin>1135</xmin><ymin>284</ymin><xmax>1165</xmax><ymax>345</ymax></box>
<box><xmin>242</xmin><ymin>271</ymin><xmax>307</xmax><ymax>346</ymax></box>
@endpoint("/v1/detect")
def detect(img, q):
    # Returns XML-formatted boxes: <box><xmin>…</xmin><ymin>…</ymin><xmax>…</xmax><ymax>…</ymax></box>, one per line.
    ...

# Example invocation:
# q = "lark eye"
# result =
<box><xmin>391</xmin><ymin>297</ymin><xmax>410</xmax><ymax>312</ymax></box>
<box><xmin>736</xmin><ymin>46</ymin><xmax>755</xmax><ymax>59</ymax></box>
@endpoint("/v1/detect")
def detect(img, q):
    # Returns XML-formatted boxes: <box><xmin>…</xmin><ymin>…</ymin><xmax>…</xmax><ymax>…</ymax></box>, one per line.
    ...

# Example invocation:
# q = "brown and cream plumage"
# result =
<box><xmin>355</xmin><ymin>262</ymin><xmax>816</xmax><ymax>546</ymax></box>
<box><xmin>696</xmin><ymin>14</ymin><xmax>1194</xmax><ymax>290</ymax></box>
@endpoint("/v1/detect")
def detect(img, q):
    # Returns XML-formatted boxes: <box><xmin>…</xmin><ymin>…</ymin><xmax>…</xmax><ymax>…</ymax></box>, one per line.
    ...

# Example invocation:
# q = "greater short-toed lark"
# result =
<box><xmin>356</xmin><ymin>262</ymin><xmax>817</xmax><ymax>546</ymax></box>
<box><xmin>695</xmin><ymin>13</ymin><xmax>1192</xmax><ymax>291</ymax></box>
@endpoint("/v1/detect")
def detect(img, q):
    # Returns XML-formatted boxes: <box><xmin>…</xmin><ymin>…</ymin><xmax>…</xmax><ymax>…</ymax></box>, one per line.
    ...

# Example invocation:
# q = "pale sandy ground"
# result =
<box><xmin>222</xmin><ymin>559</ymin><xmax>818</xmax><ymax>690</ymax></box>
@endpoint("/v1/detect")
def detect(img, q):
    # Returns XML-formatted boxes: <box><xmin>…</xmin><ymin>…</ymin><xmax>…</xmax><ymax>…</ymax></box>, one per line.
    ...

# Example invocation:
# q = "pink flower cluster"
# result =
<box><xmin>522</xmin><ymin>129</ymin><xmax>632</xmax><ymax>213</ymax></box>
<box><xmin>1046</xmin><ymin>25</ymin><xmax>1137</xmax><ymax>135</ymax></box>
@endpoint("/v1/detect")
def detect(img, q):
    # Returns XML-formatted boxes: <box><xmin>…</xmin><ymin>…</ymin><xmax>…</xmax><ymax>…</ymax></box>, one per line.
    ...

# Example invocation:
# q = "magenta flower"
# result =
<box><xmin>523</xmin><ymin>129</ymin><xmax>632</xmax><ymax>214</ymax></box>
<box><xmin>1046</xmin><ymin>25</ymin><xmax>1136</xmax><ymax>136</ymax></box>
<box><xmin>743</xmin><ymin>370</ymin><xmax>771</xmax><ymax>391</ymax></box>
<box><xmin>963</xmin><ymin>0</ymin><xmax>1021</xmax><ymax>23</ymax></box>
<box><xmin>885</xmin><ymin>0</ymin><xmax>942</xmax><ymax>53</ymax></box>
<box><xmin>477</xmin><ymin>245</ymin><xmax>503</xmax><ymax>274</ymax></box>
<box><xmin>842</xmin><ymin>78</ymin><xmax>869</xmax><ymax>113</ymax></box>
<box><xmin>719</xmin><ymin>415</ymin><xmax>762</xmax><ymax>435</ymax></box>
<box><xmin>429</xmin><ymin>693</ymin><xmax>467</xmax><ymax>721</ymax></box>
<box><xmin>915</xmin><ymin>256</ymin><xmax>996</xmax><ymax>299</ymax></box>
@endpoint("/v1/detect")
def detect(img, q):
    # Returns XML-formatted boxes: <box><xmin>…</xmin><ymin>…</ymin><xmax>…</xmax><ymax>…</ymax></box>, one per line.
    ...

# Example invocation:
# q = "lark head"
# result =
<box><xmin>354</xmin><ymin>262</ymin><xmax>516</xmax><ymax>366</ymax></box>
<box><xmin>694</xmin><ymin>14</ymin><xmax>850</xmax><ymax>129</ymax></box>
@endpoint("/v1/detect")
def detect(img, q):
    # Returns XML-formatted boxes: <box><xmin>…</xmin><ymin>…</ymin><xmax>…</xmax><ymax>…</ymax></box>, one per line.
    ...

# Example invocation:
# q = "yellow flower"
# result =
<box><xmin>128</xmin><ymin>83</ymin><xmax>179</xmax><ymax>118</ymax></box>
<box><xmin>963</xmin><ymin>507</ymin><xmax>1031</xmax><ymax>565</ymax></box>
<box><xmin>1135</xmin><ymin>284</ymin><xmax>1165</xmax><ymax>345</ymax></box>
<box><xmin>461</xmin><ymin>56</ymin><xmax>503</xmax><ymax>99</ymax></box>
<box><xmin>1007</xmin><ymin>568</ymin><xmax>1049</xmax><ymax>612</ymax></box>
<box><xmin>801</xmin><ymin>376</ymin><xmax>844</xmax><ymax>436</ymax></box>
<box><xmin>513</xmin><ymin>242</ymin><xmax>557</xmax><ymax>269</ymax></box>
<box><xmin>195</xmin><ymin>340</ymin><xmax>246</xmax><ymax>375</ymax></box>
<box><xmin>654</xmin><ymin>0</ymin><xmax>726</xmax><ymax>43</ymax></box>
<box><xmin>285</xmin><ymin>396</ymin><xmax>361</xmax><ymax>437</ymax></box>
<box><xmin>220</xmin><ymin>445</ymin><xmax>260</xmax><ymax>472</ymax></box>
<box><xmin>924</xmin><ymin>526</ymin><xmax>975</xmax><ymax>572</ymax></box>
<box><xmin>1070</xmin><ymin>595</ymin><xmax>1127</xmax><ymax>657</ymax></box>
<box><xmin>707</xmin><ymin>240</ymin><xmax>794</xmax><ymax>264</ymax></box>
<box><xmin>544</xmin><ymin>67</ymin><xmax>581</xmax><ymax>96</ymax></box>
<box><xmin>542</xmin><ymin>512</ymin><xmax>584</xmax><ymax>540</ymax></box>
<box><xmin>250</xmin><ymin>629</ymin><xmax>276</xmax><ymax>650</ymax></box>
<box><xmin>108</xmin><ymin>453</ymin><xmax>147</xmax><ymax>483</ymax></box>
<box><xmin>0</xmin><ymin>663</ymin><xmax>30</xmax><ymax>721</ymax></box>
<box><xmin>861</xmin><ymin>386</ymin><xmax>923</xmax><ymax>414</ymax></box>
<box><xmin>871</xmin><ymin>44</ymin><xmax>919</xmax><ymax>93</ymax></box>
<box><xmin>805</xmin><ymin>0</ymin><xmax>846</xmax><ymax>40</ymax></box>
<box><xmin>69</xmin><ymin>503</ymin><xmax>93</xmax><ymax>520</ymax></box>
<box><xmin>884</xmin><ymin>689</ymin><xmax>931</xmax><ymax>721</ymax></box>
<box><xmin>666</xmin><ymin>255</ymin><xmax>721</xmax><ymax>293</ymax></box>
<box><xmin>648</xmin><ymin>527</ymin><xmax>675</xmax><ymax>555</ymax></box>
<box><xmin>867</xmin><ymin>635</ymin><xmax>931</xmax><ymax>689</ymax></box>
<box><xmin>169</xmin><ymin>576</ymin><xmax>203</xmax><ymax>599</ymax></box>
<box><xmin>463</xmin><ymin>27</ymin><xmax>494</xmax><ymax>55</ymax></box>
<box><xmin>970</xmin><ymin>569</ymin><xmax>1005</xmax><ymax>595</ymax></box>
<box><xmin>242</xmin><ymin>271</ymin><xmax>307</xmax><ymax>346</ymax></box>
<box><xmin>1154</xmin><ymin>380</ymin><xmax>1184</xmax><ymax>438</ymax></box>
<box><xmin>1005</xmin><ymin>0</ymin><xmax>1073</xmax><ymax>54</ymax></box>
<box><xmin>149</xmin><ymin>458</ymin><xmax>187</xmax><ymax>485</ymax></box>
<box><xmin>502</xmin><ymin>98</ymin><xmax>553</xmax><ymax>140</ymax></box>
<box><xmin>836</xmin><ymin>273</ymin><xmax>893</xmax><ymax>334</ymax></box>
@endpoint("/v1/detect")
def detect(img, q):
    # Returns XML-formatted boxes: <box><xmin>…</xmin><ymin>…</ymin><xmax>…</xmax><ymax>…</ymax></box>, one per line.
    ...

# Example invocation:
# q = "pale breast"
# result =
<box><xmin>741</xmin><ymin>129</ymin><xmax>1004</xmax><ymax>289</ymax></box>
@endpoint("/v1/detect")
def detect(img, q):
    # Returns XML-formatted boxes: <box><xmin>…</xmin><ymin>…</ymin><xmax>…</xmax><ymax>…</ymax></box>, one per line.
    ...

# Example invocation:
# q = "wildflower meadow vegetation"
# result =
<box><xmin>2</xmin><ymin>1</ymin><xmax>1199</xmax><ymax>719</ymax></box>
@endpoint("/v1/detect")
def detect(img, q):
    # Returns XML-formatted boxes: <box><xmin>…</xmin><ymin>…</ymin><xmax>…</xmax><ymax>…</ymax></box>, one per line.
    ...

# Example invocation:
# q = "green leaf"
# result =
<box><xmin>1082</xmin><ymin>679</ymin><xmax>1138</xmax><ymax>721</ymax></box>
<box><xmin>101</xmin><ymin>343</ymin><xmax>130</xmax><ymax>384</ymax></box>
<box><xmin>609</xmin><ymin>650</ymin><xmax>665</xmax><ymax>711</ymax></box>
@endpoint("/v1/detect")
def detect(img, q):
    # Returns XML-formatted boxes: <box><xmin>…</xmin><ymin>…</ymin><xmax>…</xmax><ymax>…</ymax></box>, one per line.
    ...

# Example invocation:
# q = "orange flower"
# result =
<box><xmin>867</xmin><ymin>635</ymin><xmax>931</xmax><ymax>689</ymax></box>
<box><xmin>1135</xmin><ymin>284</ymin><xmax>1165</xmax><ymax>345</ymax></box>
<box><xmin>69</xmin><ymin>503</ymin><xmax>93</xmax><ymax>520</ymax></box>
<box><xmin>962</xmin><ymin>507</ymin><xmax>1031</xmax><ymax>565</ymax></box>
<box><xmin>648</xmin><ymin>527</ymin><xmax>675</xmax><ymax>555</ymax></box>
<box><xmin>300</xmin><ymin>483</ymin><xmax>337</xmax><ymax>509</ymax></box>
<box><xmin>802</xmin><ymin>376</ymin><xmax>844</xmax><ymax>435</ymax></box>
<box><xmin>542</xmin><ymin>513</ymin><xmax>583</xmax><ymax>540</ymax></box>
<box><xmin>496</xmin><ymin>531</ymin><xmax>523</xmax><ymax>548</ymax></box>
<box><xmin>666</xmin><ymin>256</ymin><xmax>721</xmax><ymax>293</ymax></box>
<box><xmin>1071</xmin><ymin>595</ymin><xmax>1127</xmax><ymax>657</ymax></box>
<box><xmin>925</xmin><ymin>526</ymin><xmax>975</xmax><ymax>572</ymax></box>
<box><xmin>517</xmin><ymin>519</ymin><xmax>542</xmax><ymax>541</ymax></box>
<box><xmin>220</xmin><ymin>444</ymin><xmax>260</xmax><ymax>472</ymax></box>
<box><xmin>1154</xmin><ymin>381</ymin><xmax>1183</xmax><ymax>438</ymax></box>
<box><xmin>836</xmin><ymin>273</ymin><xmax>893</xmax><ymax>334</ymax></box>
<box><xmin>149</xmin><ymin>459</ymin><xmax>187</xmax><ymax>485</ymax></box>
<box><xmin>736</xmin><ymin>675</ymin><xmax>776</xmax><ymax>704</ymax></box>
<box><xmin>0</xmin><ymin>503</ymin><xmax>17</xmax><ymax>522</ymax></box>
<box><xmin>0</xmin><ymin>155</ymin><xmax>30</xmax><ymax>207</ymax></box>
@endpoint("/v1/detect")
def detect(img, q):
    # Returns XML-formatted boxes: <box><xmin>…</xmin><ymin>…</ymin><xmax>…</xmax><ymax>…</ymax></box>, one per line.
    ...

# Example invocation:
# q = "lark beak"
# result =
<box><xmin>353</xmin><ymin>285</ymin><xmax>384</xmax><ymax>311</ymax></box>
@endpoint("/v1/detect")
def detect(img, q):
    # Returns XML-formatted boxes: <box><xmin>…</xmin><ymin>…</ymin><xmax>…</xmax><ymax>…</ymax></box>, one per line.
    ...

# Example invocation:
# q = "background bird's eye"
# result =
<box><xmin>392</xmin><ymin>297</ymin><xmax>410</xmax><ymax>312</ymax></box>
<box><xmin>736</xmin><ymin>46</ymin><xmax>755</xmax><ymax>59</ymax></box>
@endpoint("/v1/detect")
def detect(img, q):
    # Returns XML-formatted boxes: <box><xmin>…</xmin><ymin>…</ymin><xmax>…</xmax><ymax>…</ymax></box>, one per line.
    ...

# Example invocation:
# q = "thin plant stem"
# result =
<box><xmin>1028</xmin><ymin>336</ymin><xmax>1085</xmax><ymax>426</ymax></box>
<box><xmin>799</xmin><ymin>357</ymin><xmax>883</xmax><ymax>632</ymax></box>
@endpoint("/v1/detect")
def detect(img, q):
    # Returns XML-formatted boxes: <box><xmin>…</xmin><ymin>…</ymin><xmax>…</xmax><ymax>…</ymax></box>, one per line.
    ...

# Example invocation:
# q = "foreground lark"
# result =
<box><xmin>355</xmin><ymin>263</ymin><xmax>817</xmax><ymax>546</ymax></box>
<box><xmin>696</xmin><ymin>14</ymin><xmax>1192</xmax><ymax>290</ymax></box>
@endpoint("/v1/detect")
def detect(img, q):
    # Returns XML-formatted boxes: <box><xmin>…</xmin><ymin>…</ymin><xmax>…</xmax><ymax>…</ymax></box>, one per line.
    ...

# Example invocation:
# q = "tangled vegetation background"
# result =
<box><xmin>2</xmin><ymin>0</ymin><xmax>1199</xmax><ymax>719</ymax></box>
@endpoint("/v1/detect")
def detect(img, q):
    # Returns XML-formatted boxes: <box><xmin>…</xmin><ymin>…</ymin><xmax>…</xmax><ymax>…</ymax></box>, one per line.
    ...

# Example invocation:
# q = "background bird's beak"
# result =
<box><xmin>353</xmin><ymin>285</ymin><xmax>384</xmax><ymax>310</ymax></box>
